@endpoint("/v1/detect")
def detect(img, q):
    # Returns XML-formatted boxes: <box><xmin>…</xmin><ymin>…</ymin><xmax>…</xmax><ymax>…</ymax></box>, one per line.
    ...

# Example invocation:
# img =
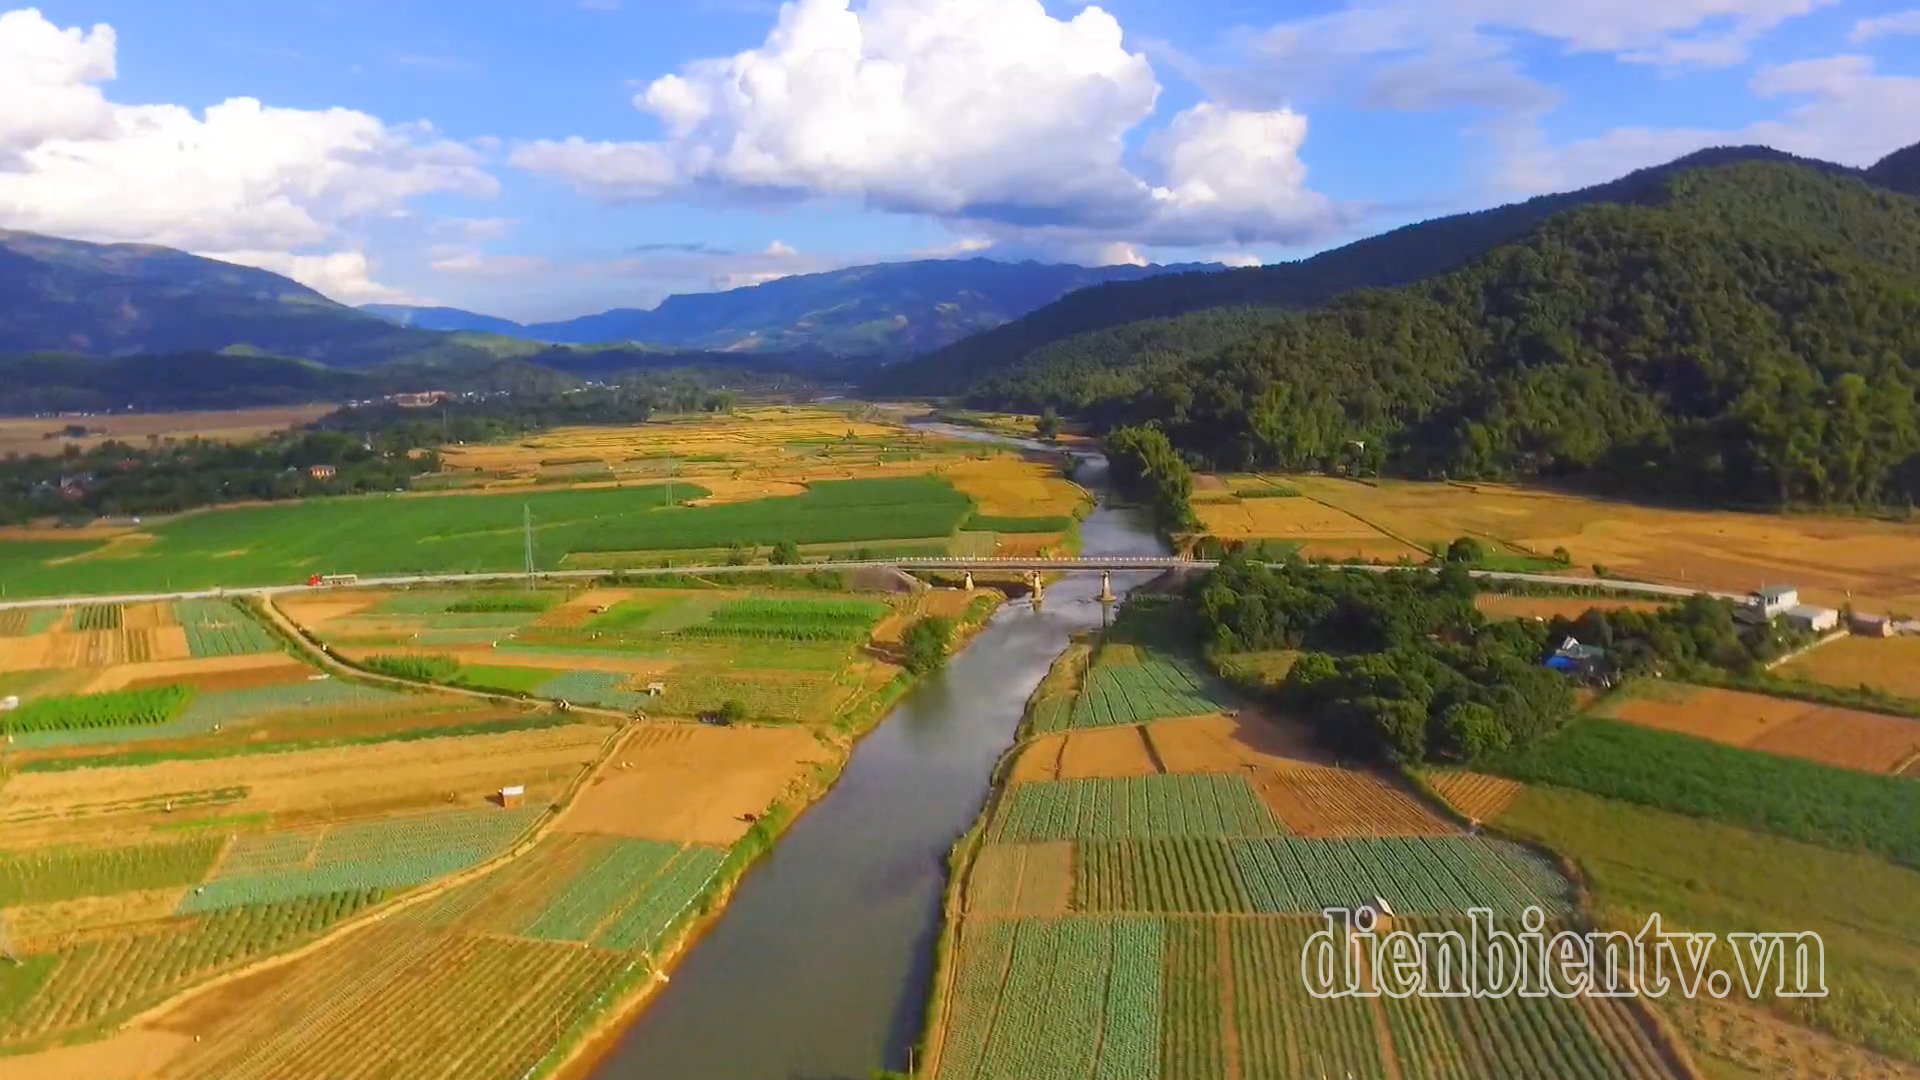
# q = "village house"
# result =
<box><xmin>1739</xmin><ymin>585</ymin><xmax>1800</xmax><ymax>624</ymax></box>
<box><xmin>1850</xmin><ymin>612</ymin><xmax>1896</xmax><ymax>638</ymax></box>
<box><xmin>308</xmin><ymin>463</ymin><xmax>337</xmax><ymax>480</ymax></box>
<box><xmin>1784</xmin><ymin>604</ymin><xmax>1840</xmax><ymax>634</ymax></box>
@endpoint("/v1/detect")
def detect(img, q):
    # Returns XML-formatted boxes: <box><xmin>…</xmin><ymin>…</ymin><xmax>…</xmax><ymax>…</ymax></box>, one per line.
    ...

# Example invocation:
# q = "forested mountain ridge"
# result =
<box><xmin>519</xmin><ymin>257</ymin><xmax>1215</xmax><ymax>356</ymax></box>
<box><xmin>0</xmin><ymin>229</ymin><xmax>455</xmax><ymax>365</ymax></box>
<box><xmin>1077</xmin><ymin>161</ymin><xmax>1920</xmax><ymax>509</ymax></box>
<box><xmin>878</xmin><ymin>144</ymin><xmax>1892</xmax><ymax>396</ymax></box>
<box><xmin>1867</xmin><ymin>142</ymin><xmax>1920</xmax><ymax>196</ymax></box>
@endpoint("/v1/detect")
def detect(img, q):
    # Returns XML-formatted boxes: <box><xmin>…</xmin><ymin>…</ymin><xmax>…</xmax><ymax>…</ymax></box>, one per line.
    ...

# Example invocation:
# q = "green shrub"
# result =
<box><xmin>361</xmin><ymin>654</ymin><xmax>461</xmax><ymax>681</ymax></box>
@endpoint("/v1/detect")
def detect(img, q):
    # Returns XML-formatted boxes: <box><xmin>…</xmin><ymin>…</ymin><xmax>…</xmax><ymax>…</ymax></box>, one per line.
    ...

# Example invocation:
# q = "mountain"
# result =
<box><xmin>1867</xmin><ymin>142</ymin><xmax>1920</xmax><ymax>197</ymax></box>
<box><xmin>879</xmin><ymin>145</ymin><xmax>1867</xmax><ymax>395</ymax></box>
<box><xmin>0</xmin><ymin>229</ymin><xmax>456</xmax><ymax>366</ymax></box>
<box><xmin>521</xmin><ymin>258</ymin><xmax>1215</xmax><ymax>355</ymax></box>
<box><xmin>1060</xmin><ymin>161</ymin><xmax>1920</xmax><ymax>509</ymax></box>
<box><xmin>359</xmin><ymin>304</ymin><xmax>527</xmax><ymax>336</ymax></box>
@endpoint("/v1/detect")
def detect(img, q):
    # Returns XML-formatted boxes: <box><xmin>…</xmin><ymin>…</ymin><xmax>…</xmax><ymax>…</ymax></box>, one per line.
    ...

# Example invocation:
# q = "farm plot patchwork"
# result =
<box><xmin>0</xmin><ymin>684</ymin><xmax>192</xmax><ymax>738</ymax></box>
<box><xmin>991</xmin><ymin>775</ymin><xmax>1285</xmax><ymax>843</ymax></box>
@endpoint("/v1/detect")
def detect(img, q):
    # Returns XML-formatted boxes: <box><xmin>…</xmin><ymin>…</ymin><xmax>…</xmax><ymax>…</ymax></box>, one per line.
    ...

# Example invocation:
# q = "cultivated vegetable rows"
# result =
<box><xmin>0</xmin><ymin>889</ymin><xmax>382</xmax><ymax>1046</ymax></box>
<box><xmin>0</xmin><ymin>836</ymin><xmax>222</xmax><ymax>906</ymax></box>
<box><xmin>991</xmin><ymin>775</ymin><xmax>1285</xmax><ymax>843</ymax></box>
<box><xmin>1065</xmin><ymin>657</ymin><xmax>1225</xmax><ymax>729</ymax></box>
<box><xmin>592</xmin><ymin>845</ymin><xmax>727</xmax><ymax>952</ymax></box>
<box><xmin>1</xmin><ymin>684</ymin><xmax>193</xmax><ymax>737</ymax></box>
<box><xmin>184</xmin><ymin>809</ymin><xmax>541</xmax><ymax>912</ymax></box>
<box><xmin>1230</xmin><ymin>836</ymin><xmax>1575</xmax><ymax>917</ymax></box>
<box><xmin>522</xmin><ymin>838</ymin><xmax>679</xmax><ymax>942</ymax></box>
<box><xmin>176</xmin><ymin>599</ymin><xmax>279</xmax><ymax>657</ymax></box>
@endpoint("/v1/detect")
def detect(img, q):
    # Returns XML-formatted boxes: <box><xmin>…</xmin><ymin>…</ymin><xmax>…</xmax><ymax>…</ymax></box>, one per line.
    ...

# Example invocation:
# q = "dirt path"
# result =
<box><xmin>257</xmin><ymin>596</ymin><xmax>634</xmax><ymax>724</ymax></box>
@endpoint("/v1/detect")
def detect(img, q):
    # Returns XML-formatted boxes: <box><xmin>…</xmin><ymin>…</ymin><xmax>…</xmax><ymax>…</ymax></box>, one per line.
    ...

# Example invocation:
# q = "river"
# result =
<box><xmin>584</xmin><ymin>447</ymin><xmax>1165</xmax><ymax>1080</ymax></box>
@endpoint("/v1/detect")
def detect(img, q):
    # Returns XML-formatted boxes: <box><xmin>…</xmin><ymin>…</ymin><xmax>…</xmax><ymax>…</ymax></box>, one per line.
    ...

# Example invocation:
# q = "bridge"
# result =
<box><xmin>0</xmin><ymin>556</ymin><xmax>1740</xmax><ymax>610</ymax></box>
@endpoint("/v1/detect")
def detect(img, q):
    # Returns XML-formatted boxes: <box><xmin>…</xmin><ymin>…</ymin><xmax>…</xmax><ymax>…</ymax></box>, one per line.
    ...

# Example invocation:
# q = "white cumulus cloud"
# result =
<box><xmin>1850</xmin><ymin>8</ymin><xmax>1920</xmax><ymax>42</ymax></box>
<box><xmin>0</xmin><ymin>7</ymin><xmax>495</xmax><ymax>302</ymax></box>
<box><xmin>210</xmin><ymin>250</ymin><xmax>421</xmax><ymax>306</ymax></box>
<box><xmin>513</xmin><ymin>0</ymin><xmax>1343</xmax><ymax>249</ymax></box>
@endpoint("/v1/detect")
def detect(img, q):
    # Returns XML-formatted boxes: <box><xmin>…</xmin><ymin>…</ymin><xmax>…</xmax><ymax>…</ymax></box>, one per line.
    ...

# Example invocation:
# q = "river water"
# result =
<box><xmin>585</xmin><ymin>449</ymin><xmax>1164</xmax><ymax>1080</ymax></box>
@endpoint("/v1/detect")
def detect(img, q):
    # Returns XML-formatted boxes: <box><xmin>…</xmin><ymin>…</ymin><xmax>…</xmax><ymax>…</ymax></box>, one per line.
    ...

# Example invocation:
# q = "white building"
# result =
<box><xmin>1739</xmin><ymin>585</ymin><xmax>1801</xmax><ymax>624</ymax></box>
<box><xmin>1784</xmin><ymin>605</ymin><xmax>1839</xmax><ymax>634</ymax></box>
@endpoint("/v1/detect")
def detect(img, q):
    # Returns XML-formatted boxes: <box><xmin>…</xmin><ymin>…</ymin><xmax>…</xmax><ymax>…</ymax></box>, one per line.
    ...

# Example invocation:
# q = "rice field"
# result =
<box><xmin>176</xmin><ymin>599</ymin><xmax>280</xmax><ymax>658</ymax></box>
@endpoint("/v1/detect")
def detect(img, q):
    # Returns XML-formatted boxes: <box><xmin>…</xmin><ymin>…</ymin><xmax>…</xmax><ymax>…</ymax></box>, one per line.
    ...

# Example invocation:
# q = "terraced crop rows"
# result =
<box><xmin>592</xmin><ymin>845</ymin><xmax>727</xmax><ymax>952</ymax></box>
<box><xmin>176</xmin><ymin>679</ymin><xmax>412</xmax><ymax>726</ymax></box>
<box><xmin>0</xmin><ymin>889</ymin><xmax>383</xmax><ymax>1046</ymax></box>
<box><xmin>1259</xmin><ymin>766</ymin><xmax>1454</xmax><ymax>837</ymax></box>
<box><xmin>991</xmin><ymin>775</ymin><xmax>1285</xmax><ymax>843</ymax></box>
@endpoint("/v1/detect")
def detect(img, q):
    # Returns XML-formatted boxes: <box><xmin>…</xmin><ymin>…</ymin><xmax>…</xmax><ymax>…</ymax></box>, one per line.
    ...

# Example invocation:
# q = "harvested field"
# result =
<box><xmin>0</xmin><ymin>1026</ymin><xmax>192</xmax><ymax>1080</ymax></box>
<box><xmin>556</xmin><ymin>722</ymin><xmax>832</xmax><ymax>844</ymax></box>
<box><xmin>1195</xmin><ymin>494</ymin><xmax>1424</xmax><ymax>561</ymax></box>
<box><xmin>6</xmin><ymin>888</ymin><xmax>190</xmax><ymax>948</ymax></box>
<box><xmin>0</xmin><ymin>406</ymin><xmax>331</xmax><ymax>458</ymax></box>
<box><xmin>0</xmin><ymin>725</ymin><xmax>606</xmax><ymax>844</ymax></box>
<box><xmin>1276</xmin><ymin>474</ymin><xmax>1920</xmax><ymax>611</ymax></box>
<box><xmin>1604</xmin><ymin>683</ymin><xmax>1920</xmax><ymax>774</ymax></box>
<box><xmin>1777</xmin><ymin>635</ymin><xmax>1920</xmax><ymax>700</ymax></box>
<box><xmin>1009</xmin><ymin>725</ymin><xmax>1160</xmax><ymax>782</ymax></box>
<box><xmin>939</xmin><ymin>455</ymin><xmax>1088</xmax><ymax>518</ymax></box>
<box><xmin>963</xmin><ymin>842</ymin><xmax>1075</xmax><ymax>918</ymax></box>
<box><xmin>79</xmin><ymin>653</ymin><xmax>305</xmax><ymax>693</ymax></box>
<box><xmin>1427</xmin><ymin>770</ymin><xmax>1526</xmax><ymax>823</ymax></box>
<box><xmin>1255</xmin><ymin>764</ymin><xmax>1455</xmax><ymax>837</ymax></box>
<box><xmin>1750</xmin><ymin>710</ymin><xmax>1920</xmax><ymax>775</ymax></box>
<box><xmin>1475</xmin><ymin>593</ymin><xmax>1669</xmax><ymax>620</ymax></box>
<box><xmin>1144</xmin><ymin>712</ymin><xmax>1331</xmax><ymax>773</ymax></box>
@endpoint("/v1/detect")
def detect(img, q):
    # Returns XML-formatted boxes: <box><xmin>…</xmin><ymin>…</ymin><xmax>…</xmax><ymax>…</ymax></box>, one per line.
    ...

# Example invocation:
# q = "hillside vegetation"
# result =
<box><xmin>958</xmin><ymin>161</ymin><xmax>1920</xmax><ymax>508</ymax></box>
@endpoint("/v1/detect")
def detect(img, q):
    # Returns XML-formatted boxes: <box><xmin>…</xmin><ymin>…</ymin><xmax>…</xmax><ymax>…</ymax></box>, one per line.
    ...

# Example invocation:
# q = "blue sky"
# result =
<box><xmin>2</xmin><ymin>1</ymin><xmax>1916</xmax><ymax>320</ymax></box>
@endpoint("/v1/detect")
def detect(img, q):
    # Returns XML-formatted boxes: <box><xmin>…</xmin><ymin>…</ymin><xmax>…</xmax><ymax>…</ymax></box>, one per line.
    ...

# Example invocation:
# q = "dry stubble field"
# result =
<box><xmin>1195</xmin><ymin>474</ymin><xmax>1920</xmax><ymax>611</ymax></box>
<box><xmin>1598</xmin><ymin>682</ymin><xmax>1920</xmax><ymax>775</ymax></box>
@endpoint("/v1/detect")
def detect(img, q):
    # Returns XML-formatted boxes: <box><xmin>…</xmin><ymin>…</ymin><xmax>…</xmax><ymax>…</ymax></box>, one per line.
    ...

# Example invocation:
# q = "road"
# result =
<box><xmin>0</xmin><ymin>556</ymin><xmax>1744</xmax><ymax>609</ymax></box>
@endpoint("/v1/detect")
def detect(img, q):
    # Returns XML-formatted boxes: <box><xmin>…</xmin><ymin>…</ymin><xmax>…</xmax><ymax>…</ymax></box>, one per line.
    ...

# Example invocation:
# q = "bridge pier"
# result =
<box><xmin>1026</xmin><ymin>570</ymin><xmax>1045</xmax><ymax>608</ymax></box>
<box><xmin>962</xmin><ymin>571</ymin><xmax>974</xmax><ymax>592</ymax></box>
<box><xmin>1098</xmin><ymin>571</ymin><xmax>1115</xmax><ymax>604</ymax></box>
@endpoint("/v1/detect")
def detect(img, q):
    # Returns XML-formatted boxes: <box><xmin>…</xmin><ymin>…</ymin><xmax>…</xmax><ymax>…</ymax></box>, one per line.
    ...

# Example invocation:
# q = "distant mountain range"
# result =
<box><xmin>359</xmin><ymin>258</ymin><xmax>1217</xmax><ymax>356</ymax></box>
<box><xmin>876</xmin><ymin>144</ymin><xmax>1903</xmax><ymax>396</ymax></box>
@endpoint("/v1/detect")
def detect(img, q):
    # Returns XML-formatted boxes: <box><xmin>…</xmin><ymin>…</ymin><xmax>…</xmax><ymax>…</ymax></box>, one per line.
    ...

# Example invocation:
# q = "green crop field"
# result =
<box><xmin>967</xmin><ymin>514</ymin><xmax>1075</xmax><ymax>533</ymax></box>
<box><xmin>1</xmin><ymin>685</ymin><xmax>193</xmax><ymax>737</ymax></box>
<box><xmin>1497</xmin><ymin>718</ymin><xmax>1920</xmax><ymax>868</ymax></box>
<box><xmin>0</xmin><ymin>837</ymin><xmax>223</xmax><ymax>906</ymax></box>
<box><xmin>590</xmin><ymin>845</ymin><xmax>727</xmax><ymax>952</ymax></box>
<box><xmin>1069</xmin><ymin>837</ymin><xmax>1572</xmax><ymax>917</ymax></box>
<box><xmin>534</xmin><ymin>670</ymin><xmax>650</xmax><ymax>711</ymax></box>
<box><xmin>933</xmin><ymin>917</ymin><xmax>1163</xmax><ymax>1080</ymax></box>
<box><xmin>454</xmin><ymin>664</ymin><xmax>560</xmax><ymax>695</ymax></box>
<box><xmin>675</xmin><ymin>596</ymin><xmax>891</xmax><ymax>643</ymax></box>
<box><xmin>0</xmin><ymin>607</ymin><xmax>62</xmax><ymax>637</ymax></box>
<box><xmin>991</xmin><ymin>775</ymin><xmax>1286</xmax><ymax>843</ymax></box>
<box><xmin>566</xmin><ymin>476</ymin><xmax>972</xmax><ymax>555</ymax></box>
<box><xmin>1063</xmin><ymin>657</ymin><xmax>1227</xmax><ymax>730</ymax></box>
<box><xmin>182</xmin><ymin>809</ymin><xmax>541</xmax><ymax>912</ymax></box>
<box><xmin>0</xmin><ymin>888</ymin><xmax>384</xmax><ymax>1047</ymax></box>
<box><xmin>1502</xmin><ymin>785</ymin><xmax>1920</xmax><ymax>1064</ymax></box>
<box><xmin>520</xmin><ymin>839</ymin><xmax>681</xmax><ymax>942</ymax></box>
<box><xmin>175</xmin><ymin>599</ymin><xmax>280</xmax><ymax>657</ymax></box>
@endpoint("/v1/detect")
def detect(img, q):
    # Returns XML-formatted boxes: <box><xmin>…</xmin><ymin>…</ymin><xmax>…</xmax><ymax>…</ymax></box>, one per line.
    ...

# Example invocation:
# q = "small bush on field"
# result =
<box><xmin>362</xmin><ymin>654</ymin><xmax>461</xmax><ymax>681</ymax></box>
<box><xmin>2</xmin><ymin>685</ymin><xmax>193</xmax><ymax>736</ymax></box>
<box><xmin>1233</xmin><ymin>486</ymin><xmax>1302</xmax><ymax>499</ymax></box>
<box><xmin>1496</xmin><ymin>717</ymin><xmax>1920</xmax><ymax>868</ymax></box>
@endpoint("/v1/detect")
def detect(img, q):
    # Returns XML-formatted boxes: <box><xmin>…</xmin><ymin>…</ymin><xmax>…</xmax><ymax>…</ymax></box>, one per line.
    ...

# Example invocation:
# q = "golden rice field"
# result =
<box><xmin>1195</xmin><ymin>474</ymin><xmax>1920</xmax><ymax>610</ymax></box>
<box><xmin>0</xmin><ymin>406</ymin><xmax>333</xmax><ymax>459</ymax></box>
<box><xmin>1775</xmin><ymin>635</ymin><xmax>1920</xmax><ymax>699</ymax></box>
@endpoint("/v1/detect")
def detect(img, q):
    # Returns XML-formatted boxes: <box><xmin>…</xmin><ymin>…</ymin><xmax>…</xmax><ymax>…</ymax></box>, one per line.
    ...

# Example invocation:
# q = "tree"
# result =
<box><xmin>1445</xmin><ymin>536</ymin><xmax>1486</xmax><ymax>564</ymax></box>
<box><xmin>1036</xmin><ymin>407</ymin><xmax>1062</xmax><ymax>441</ymax></box>
<box><xmin>717</xmin><ymin>699</ymin><xmax>748</xmax><ymax>725</ymax></box>
<box><xmin>770</xmin><ymin>539</ymin><xmax>801</xmax><ymax>565</ymax></box>
<box><xmin>903</xmin><ymin>616</ymin><xmax>956</xmax><ymax>674</ymax></box>
<box><xmin>1439</xmin><ymin>702</ymin><xmax>1510</xmax><ymax>762</ymax></box>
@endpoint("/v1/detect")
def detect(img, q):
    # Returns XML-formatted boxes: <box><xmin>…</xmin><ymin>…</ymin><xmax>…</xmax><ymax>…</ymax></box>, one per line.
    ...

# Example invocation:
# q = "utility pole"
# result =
<box><xmin>523</xmin><ymin>503</ymin><xmax>536</xmax><ymax>591</ymax></box>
